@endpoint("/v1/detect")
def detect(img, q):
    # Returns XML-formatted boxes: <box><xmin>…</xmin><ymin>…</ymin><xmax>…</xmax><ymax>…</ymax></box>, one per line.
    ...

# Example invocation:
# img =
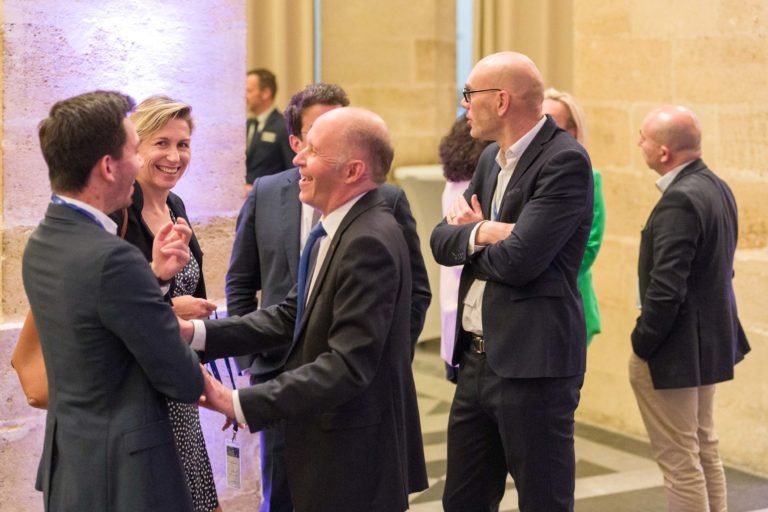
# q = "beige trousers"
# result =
<box><xmin>629</xmin><ymin>353</ymin><xmax>727</xmax><ymax>512</ymax></box>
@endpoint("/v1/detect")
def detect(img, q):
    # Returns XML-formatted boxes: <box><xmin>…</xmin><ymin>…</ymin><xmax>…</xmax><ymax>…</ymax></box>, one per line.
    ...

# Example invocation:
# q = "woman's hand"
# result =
<box><xmin>151</xmin><ymin>218</ymin><xmax>193</xmax><ymax>281</ymax></box>
<box><xmin>172</xmin><ymin>295</ymin><xmax>218</xmax><ymax>320</ymax></box>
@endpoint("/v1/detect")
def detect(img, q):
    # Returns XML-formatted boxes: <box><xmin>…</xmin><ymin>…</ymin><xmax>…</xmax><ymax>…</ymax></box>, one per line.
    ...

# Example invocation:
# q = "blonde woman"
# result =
<box><xmin>114</xmin><ymin>95</ymin><xmax>220</xmax><ymax>511</ymax></box>
<box><xmin>543</xmin><ymin>88</ymin><xmax>605</xmax><ymax>346</ymax></box>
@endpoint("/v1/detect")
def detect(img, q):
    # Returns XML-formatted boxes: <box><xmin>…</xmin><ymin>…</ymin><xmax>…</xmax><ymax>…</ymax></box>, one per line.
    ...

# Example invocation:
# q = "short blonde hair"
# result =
<box><xmin>131</xmin><ymin>95</ymin><xmax>194</xmax><ymax>140</ymax></box>
<box><xmin>543</xmin><ymin>87</ymin><xmax>588</xmax><ymax>148</ymax></box>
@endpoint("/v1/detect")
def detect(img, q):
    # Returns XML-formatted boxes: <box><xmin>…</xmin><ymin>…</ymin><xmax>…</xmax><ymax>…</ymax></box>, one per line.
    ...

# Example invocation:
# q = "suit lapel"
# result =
<box><xmin>480</xmin><ymin>150</ymin><xmax>500</xmax><ymax>219</ymax></box>
<box><xmin>506</xmin><ymin>116</ymin><xmax>559</xmax><ymax>191</ymax></box>
<box><xmin>246</xmin><ymin>119</ymin><xmax>257</xmax><ymax>159</ymax></box>
<box><xmin>281</xmin><ymin>169</ymin><xmax>302</xmax><ymax>282</ymax></box>
<box><xmin>294</xmin><ymin>190</ymin><xmax>383</xmax><ymax>338</ymax></box>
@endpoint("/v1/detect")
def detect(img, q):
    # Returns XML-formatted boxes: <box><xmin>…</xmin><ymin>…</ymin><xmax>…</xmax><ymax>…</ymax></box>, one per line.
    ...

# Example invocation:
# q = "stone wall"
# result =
<box><xmin>0</xmin><ymin>1</ymin><xmax>251</xmax><ymax>510</ymax></box>
<box><xmin>320</xmin><ymin>0</ymin><xmax>458</xmax><ymax>169</ymax></box>
<box><xmin>573</xmin><ymin>0</ymin><xmax>768</xmax><ymax>476</ymax></box>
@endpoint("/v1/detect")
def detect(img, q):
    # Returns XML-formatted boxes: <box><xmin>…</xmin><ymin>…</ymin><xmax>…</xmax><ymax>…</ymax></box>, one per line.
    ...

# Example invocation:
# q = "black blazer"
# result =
<box><xmin>111</xmin><ymin>182</ymin><xmax>206</xmax><ymax>300</ymax></box>
<box><xmin>431</xmin><ymin>116</ymin><xmax>593</xmax><ymax>378</ymax></box>
<box><xmin>226</xmin><ymin>167</ymin><xmax>431</xmax><ymax>376</ymax></box>
<box><xmin>632</xmin><ymin>159</ymin><xmax>750</xmax><ymax>389</ymax></box>
<box><xmin>245</xmin><ymin>109</ymin><xmax>295</xmax><ymax>184</ymax></box>
<box><xmin>204</xmin><ymin>190</ymin><xmax>427</xmax><ymax>511</ymax></box>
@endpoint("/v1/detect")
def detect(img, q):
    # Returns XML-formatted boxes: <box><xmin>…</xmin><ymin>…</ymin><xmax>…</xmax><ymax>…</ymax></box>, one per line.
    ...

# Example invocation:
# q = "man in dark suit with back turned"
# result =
<box><xmin>630</xmin><ymin>105</ymin><xmax>750</xmax><ymax>512</ymax></box>
<box><xmin>184</xmin><ymin>106</ymin><xmax>427</xmax><ymax>512</ymax></box>
<box><xmin>22</xmin><ymin>91</ymin><xmax>204</xmax><ymax>511</ymax></box>
<box><xmin>431</xmin><ymin>52</ymin><xmax>593</xmax><ymax>511</ymax></box>
<box><xmin>245</xmin><ymin>68</ymin><xmax>295</xmax><ymax>195</ymax></box>
<box><xmin>226</xmin><ymin>82</ymin><xmax>431</xmax><ymax>512</ymax></box>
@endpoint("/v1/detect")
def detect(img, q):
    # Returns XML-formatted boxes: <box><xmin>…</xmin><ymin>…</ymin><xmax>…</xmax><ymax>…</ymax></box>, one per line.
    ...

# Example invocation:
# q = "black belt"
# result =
<box><xmin>469</xmin><ymin>333</ymin><xmax>485</xmax><ymax>354</ymax></box>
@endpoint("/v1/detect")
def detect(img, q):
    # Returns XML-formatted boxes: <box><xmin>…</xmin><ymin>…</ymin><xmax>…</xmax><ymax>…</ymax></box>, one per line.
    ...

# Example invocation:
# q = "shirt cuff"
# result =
<box><xmin>468</xmin><ymin>220</ymin><xmax>488</xmax><ymax>254</ymax></box>
<box><xmin>190</xmin><ymin>319</ymin><xmax>207</xmax><ymax>351</ymax></box>
<box><xmin>232</xmin><ymin>389</ymin><xmax>247</xmax><ymax>426</ymax></box>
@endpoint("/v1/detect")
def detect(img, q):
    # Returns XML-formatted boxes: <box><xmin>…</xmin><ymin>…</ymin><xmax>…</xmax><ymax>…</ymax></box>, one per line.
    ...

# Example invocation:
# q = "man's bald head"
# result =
<box><xmin>464</xmin><ymin>52</ymin><xmax>545</xmax><ymax>147</ymax></box>
<box><xmin>643</xmin><ymin>105</ymin><xmax>702</xmax><ymax>154</ymax></box>
<box><xmin>317</xmin><ymin>106</ymin><xmax>394</xmax><ymax>184</ymax></box>
<box><xmin>638</xmin><ymin>105</ymin><xmax>702</xmax><ymax>174</ymax></box>
<box><xmin>475</xmin><ymin>52</ymin><xmax>544</xmax><ymax>117</ymax></box>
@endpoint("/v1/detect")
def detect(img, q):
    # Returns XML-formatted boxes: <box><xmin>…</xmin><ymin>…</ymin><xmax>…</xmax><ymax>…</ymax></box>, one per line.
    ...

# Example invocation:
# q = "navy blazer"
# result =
<box><xmin>205</xmin><ymin>190</ymin><xmax>428</xmax><ymax>511</ymax></box>
<box><xmin>245</xmin><ymin>109</ymin><xmax>295</xmax><ymax>184</ymax></box>
<box><xmin>431</xmin><ymin>116</ymin><xmax>593</xmax><ymax>379</ymax></box>
<box><xmin>226</xmin><ymin>167</ymin><xmax>431</xmax><ymax>376</ymax></box>
<box><xmin>22</xmin><ymin>204</ymin><xmax>203</xmax><ymax>511</ymax></box>
<box><xmin>632</xmin><ymin>159</ymin><xmax>750</xmax><ymax>389</ymax></box>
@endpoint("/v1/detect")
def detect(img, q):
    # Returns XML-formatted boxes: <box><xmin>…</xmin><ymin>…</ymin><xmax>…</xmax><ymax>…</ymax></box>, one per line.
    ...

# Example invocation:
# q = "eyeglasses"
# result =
<box><xmin>462</xmin><ymin>87</ymin><xmax>502</xmax><ymax>103</ymax></box>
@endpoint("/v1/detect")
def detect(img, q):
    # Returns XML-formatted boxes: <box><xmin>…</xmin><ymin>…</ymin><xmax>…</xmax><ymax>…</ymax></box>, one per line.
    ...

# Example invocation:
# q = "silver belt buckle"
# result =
<box><xmin>471</xmin><ymin>334</ymin><xmax>485</xmax><ymax>354</ymax></box>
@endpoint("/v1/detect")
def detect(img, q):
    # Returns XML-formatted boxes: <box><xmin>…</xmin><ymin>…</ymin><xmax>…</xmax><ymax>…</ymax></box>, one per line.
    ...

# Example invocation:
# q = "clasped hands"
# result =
<box><xmin>197</xmin><ymin>364</ymin><xmax>242</xmax><ymax>431</ymax></box>
<box><xmin>446</xmin><ymin>194</ymin><xmax>515</xmax><ymax>245</ymax></box>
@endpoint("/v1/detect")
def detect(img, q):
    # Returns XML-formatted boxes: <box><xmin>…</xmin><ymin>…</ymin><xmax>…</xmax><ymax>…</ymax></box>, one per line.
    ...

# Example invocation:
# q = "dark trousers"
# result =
<box><xmin>252</xmin><ymin>375</ymin><xmax>293</xmax><ymax>512</ymax></box>
<box><xmin>442</xmin><ymin>350</ymin><xmax>583</xmax><ymax>512</ymax></box>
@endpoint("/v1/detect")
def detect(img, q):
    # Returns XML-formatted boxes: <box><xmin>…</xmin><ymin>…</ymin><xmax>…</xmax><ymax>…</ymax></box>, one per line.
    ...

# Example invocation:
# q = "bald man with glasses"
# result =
<box><xmin>432</xmin><ymin>52</ymin><xmax>593</xmax><ymax>512</ymax></box>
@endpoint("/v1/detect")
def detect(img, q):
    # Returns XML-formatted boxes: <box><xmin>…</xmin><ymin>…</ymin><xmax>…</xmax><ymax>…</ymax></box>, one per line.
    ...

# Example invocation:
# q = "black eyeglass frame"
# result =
<box><xmin>462</xmin><ymin>87</ymin><xmax>502</xmax><ymax>103</ymax></box>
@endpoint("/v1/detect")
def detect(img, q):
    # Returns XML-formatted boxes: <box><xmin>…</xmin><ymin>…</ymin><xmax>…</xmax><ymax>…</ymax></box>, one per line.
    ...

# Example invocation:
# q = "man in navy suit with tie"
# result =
<box><xmin>186</xmin><ymin>106</ymin><xmax>427</xmax><ymax>512</ymax></box>
<box><xmin>226</xmin><ymin>83</ymin><xmax>431</xmax><ymax>512</ymax></box>
<box><xmin>245</xmin><ymin>68</ymin><xmax>295</xmax><ymax>195</ymax></box>
<box><xmin>431</xmin><ymin>52</ymin><xmax>593</xmax><ymax>511</ymax></box>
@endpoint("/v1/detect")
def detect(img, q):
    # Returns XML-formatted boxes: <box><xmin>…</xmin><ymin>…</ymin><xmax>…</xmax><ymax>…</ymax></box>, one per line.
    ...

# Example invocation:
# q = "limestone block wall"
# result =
<box><xmin>320</xmin><ymin>0</ymin><xmax>457</xmax><ymax>169</ymax></box>
<box><xmin>0</xmin><ymin>1</ymin><xmax>253</xmax><ymax>510</ymax></box>
<box><xmin>572</xmin><ymin>0</ymin><xmax>768</xmax><ymax>476</ymax></box>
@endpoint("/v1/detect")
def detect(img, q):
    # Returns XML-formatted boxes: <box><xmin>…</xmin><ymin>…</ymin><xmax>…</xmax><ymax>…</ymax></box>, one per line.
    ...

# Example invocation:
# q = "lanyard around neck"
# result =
<box><xmin>51</xmin><ymin>194</ymin><xmax>104</xmax><ymax>230</ymax></box>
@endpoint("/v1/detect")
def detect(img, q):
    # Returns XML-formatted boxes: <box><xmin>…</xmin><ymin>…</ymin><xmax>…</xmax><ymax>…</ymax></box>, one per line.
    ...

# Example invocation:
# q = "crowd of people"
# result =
<box><xmin>21</xmin><ymin>50</ymin><xmax>749</xmax><ymax>512</ymax></box>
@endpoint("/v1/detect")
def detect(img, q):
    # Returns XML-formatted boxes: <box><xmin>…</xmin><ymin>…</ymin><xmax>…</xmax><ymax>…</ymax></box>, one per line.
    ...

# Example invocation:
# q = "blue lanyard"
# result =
<box><xmin>206</xmin><ymin>313</ymin><xmax>239</xmax><ymax>434</ymax></box>
<box><xmin>51</xmin><ymin>194</ymin><xmax>104</xmax><ymax>230</ymax></box>
<box><xmin>207</xmin><ymin>358</ymin><xmax>239</xmax><ymax>434</ymax></box>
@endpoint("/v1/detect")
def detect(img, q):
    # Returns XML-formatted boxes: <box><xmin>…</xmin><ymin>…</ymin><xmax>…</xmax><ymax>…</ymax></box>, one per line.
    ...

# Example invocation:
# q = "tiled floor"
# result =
<box><xmin>409</xmin><ymin>340</ymin><xmax>768</xmax><ymax>512</ymax></box>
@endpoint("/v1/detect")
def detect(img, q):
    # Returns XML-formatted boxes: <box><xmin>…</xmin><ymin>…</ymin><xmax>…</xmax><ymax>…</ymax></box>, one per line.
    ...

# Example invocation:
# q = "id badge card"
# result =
<box><xmin>225</xmin><ymin>437</ymin><xmax>242</xmax><ymax>489</ymax></box>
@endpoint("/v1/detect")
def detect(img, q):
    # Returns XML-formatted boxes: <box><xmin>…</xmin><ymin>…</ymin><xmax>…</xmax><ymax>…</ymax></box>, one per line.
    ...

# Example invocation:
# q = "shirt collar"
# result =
<box><xmin>655</xmin><ymin>159</ymin><xmax>695</xmax><ymax>193</ymax></box>
<box><xmin>255</xmin><ymin>106</ymin><xmax>276</xmax><ymax>129</ymax></box>
<box><xmin>317</xmin><ymin>192</ymin><xmax>368</xmax><ymax>242</ymax></box>
<box><xmin>54</xmin><ymin>194</ymin><xmax>119</xmax><ymax>234</ymax></box>
<box><xmin>495</xmin><ymin>115</ymin><xmax>547</xmax><ymax>170</ymax></box>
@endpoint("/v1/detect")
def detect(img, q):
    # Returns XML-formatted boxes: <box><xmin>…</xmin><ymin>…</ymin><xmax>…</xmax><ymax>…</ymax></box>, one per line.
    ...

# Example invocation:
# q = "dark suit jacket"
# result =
<box><xmin>204</xmin><ymin>190</ymin><xmax>428</xmax><ymax>511</ymax></box>
<box><xmin>111</xmin><ymin>182</ymin><xmax>206</xmax><ymax>299</ymax></box>
<box><xmin>226</xmin><ymin>167</ymin><xmax>431</xmax><ymax>377</ymax></box>
<box><xmin>245</xmin><ymin>109</ymin><xmax>295</xmax><ymax>184</ymax></box>
<box><xmin>431</xmin><ymin>116</ymin><xmax>593</xmax><ymax>378</ymax></box>
<box><xmin>22</xmin><ymin>204</ymin><xmax>203</xmax><ymax>512</ymax></box>
<box><xmin>632</xmin><ymin>159</ymin><xmax>750</xmax><ymax>389</ymax></box>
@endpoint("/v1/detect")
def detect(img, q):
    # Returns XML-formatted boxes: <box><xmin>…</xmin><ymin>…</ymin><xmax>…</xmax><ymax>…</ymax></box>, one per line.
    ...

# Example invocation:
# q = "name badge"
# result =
<box><xmin>225</xmin><ymin>437</ymin><xmax>242</xmax><ymax>489</ymax></box>
<box><xmin>260</xmin><ymin>131</ymin><xmax>277</xmax><ymax>143</ymax></box>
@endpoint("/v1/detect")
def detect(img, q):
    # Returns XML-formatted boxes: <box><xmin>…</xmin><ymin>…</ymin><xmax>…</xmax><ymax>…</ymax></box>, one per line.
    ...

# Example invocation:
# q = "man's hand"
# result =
<box><xmin>151</xmin><ymin>218</ymin><xmax>193</xmax><ymax>281</ymax></box>
<box><xmin>447</xmin><ymin>194</ymin><xmax>484</xmax><ymax>225</ymax></box>
<box><xmin>197</xmin><ymin>365</ymin><xmax>236</xmax><ymax>422</ymax></box>
<box><xmin>172</xmin><ymin>295</ymin><xmax>218</xmax><ymax>320</ymax></box>
<box><xmin>476</xmin><ymin>221</ymin><xmax>515</xmax><ymax>245</ymax></box>
<box><xmin>178</xmin><ymin>317</ymin><xmax>195</xmax><ymax>343</ymax></box>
